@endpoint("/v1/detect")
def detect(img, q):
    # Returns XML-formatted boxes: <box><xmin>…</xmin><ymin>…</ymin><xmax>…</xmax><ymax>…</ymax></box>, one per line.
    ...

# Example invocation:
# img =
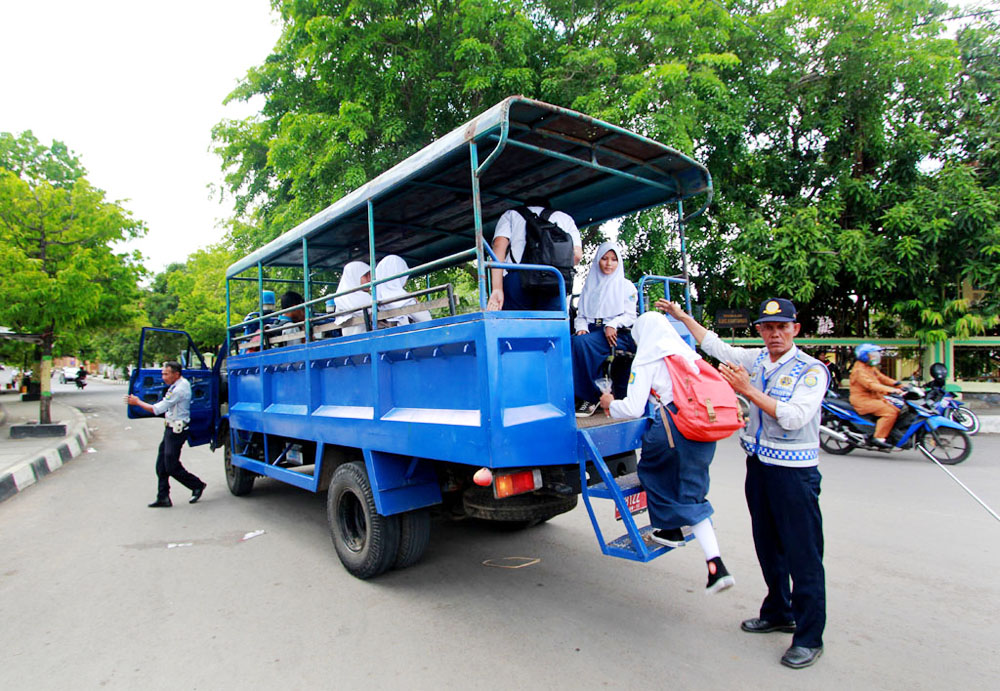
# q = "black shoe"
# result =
<box><xmin>781</xmin><ymin>645</ymin><xmax>823</xmax><ymax>669</ymax></box>
<box><xmin>148</xmin><ymin>499</ymin><xmax>172</xmax><ymax>508</ymax></box>
<box><xmin>706</xmin><ymin>557</ymin><xmax>735</xmax><ymax>594</ymax></box>
<box><xmin>190</xmin><ymin>484</ymin><xmax>205</xmax><ymax>504</ymax></box>
<box><xmin>741</xmin><ymin>618</ymin><xmax>796</xmax><ymax>634</ymax></box>
<box><xmin>868</xmin><ymin>437</ymin><xmax>893</xmax><ymax>450</ymax></box>
<box><xmin>649</xmin><ymin>527</ymin><xmax>686</xmax><ymax>548</ymax></box>
<box><xmin>575</xmin><ymin>400</ymin><xmax>599</xmax><ymax>418</ymax></box>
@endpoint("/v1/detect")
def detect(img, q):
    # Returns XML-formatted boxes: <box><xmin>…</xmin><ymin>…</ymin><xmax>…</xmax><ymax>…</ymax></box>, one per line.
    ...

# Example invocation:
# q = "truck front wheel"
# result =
<box><xmin>327</xmin><ymin>462</ymin><xmax>400</xmax><ymax>579</ymax></box>
<box><xmin>225</xmin><ymin>441</ymin><xmax>256</xmax><ymax>496</ymax></box>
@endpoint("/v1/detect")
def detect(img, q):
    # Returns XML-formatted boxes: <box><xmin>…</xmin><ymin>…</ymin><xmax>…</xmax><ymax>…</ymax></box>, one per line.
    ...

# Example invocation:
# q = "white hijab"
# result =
<box><xmin>578</xmin><ymin>242</ymin><xmax>631</xmax><ymax>321</ymax></box>
<box><xmin>334</xmin><ymin>261</ymin><xmax>371</xmax><ymax>323</ymax></box>
<box><xmin>375</xmin><ymin>255</ymin><xmax>430</xmax><ymax>323</ymax></box>
<box><xmin>632</xmin><ymin>311</ymin><xmax>701</xmax><ymax>372</ymax></box>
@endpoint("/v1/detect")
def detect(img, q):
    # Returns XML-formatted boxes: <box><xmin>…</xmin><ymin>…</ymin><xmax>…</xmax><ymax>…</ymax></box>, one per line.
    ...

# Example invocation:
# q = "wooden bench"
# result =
<box><xmin>259</xmin><ymin>286</ymin><xmax>454</xmax><ymax>345</ymax></box>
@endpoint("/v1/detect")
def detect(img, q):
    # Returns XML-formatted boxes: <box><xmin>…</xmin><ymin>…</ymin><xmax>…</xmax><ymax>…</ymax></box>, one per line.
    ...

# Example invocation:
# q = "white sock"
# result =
<box><xmin>691</xmin><ymin>518</ymin><xmax>721</xmax><ymax>561</ymax></box>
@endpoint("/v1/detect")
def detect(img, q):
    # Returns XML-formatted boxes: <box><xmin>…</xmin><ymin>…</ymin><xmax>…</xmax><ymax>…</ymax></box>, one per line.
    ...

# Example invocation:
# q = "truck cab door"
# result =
<box><xmin>128</xmin><ymin>327</ymin><xmax>218</xmax><ymax>447</ymax></box>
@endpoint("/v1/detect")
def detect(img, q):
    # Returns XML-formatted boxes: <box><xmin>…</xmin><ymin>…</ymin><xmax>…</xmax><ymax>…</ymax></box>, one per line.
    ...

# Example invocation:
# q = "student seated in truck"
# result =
<box><xmin>572</xmin><ymin>241</ymin><xmax>638</xmax><ymax>417</ymax></box>
<box><xmin>333</xmin><ymin>261</ymin><xmax>372</xmax><ymax>336</ymax></box>
<box><xmin>486</xmin><ymin>199</ymin><xmax>582</xmax><ymax>312</ymax></box>
<box><xmin>275</xmin><ymin>290</ymin><xmax>306</xmax><ymax>346</ymax></box>
<box><xmin>375</xmin><ymin>255</ymin><xmax>431</xmax><ymax>327</ymax></box>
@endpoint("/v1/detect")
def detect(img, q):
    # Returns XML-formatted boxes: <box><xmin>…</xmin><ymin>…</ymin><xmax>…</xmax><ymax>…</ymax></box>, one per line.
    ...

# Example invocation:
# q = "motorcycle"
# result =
<box><xmin>819</xmin><ymin>385</ymin><xmax>972</xmax><ymax>465</ymax></box>
<box><xmin>924</xmin><ymin>385</ymin><xmax>980</xmax><ymax>435</ymax></box>
<box><xmin>75</xmin><ymin>373</ymin><xmax>87</xmax><ymax>390</ymax></box>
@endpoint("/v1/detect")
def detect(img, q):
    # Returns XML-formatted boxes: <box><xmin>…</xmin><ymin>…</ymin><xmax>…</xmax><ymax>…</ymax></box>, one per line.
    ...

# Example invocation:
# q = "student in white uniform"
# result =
<box><xmin>334</xmin><ymin>261</ymin><xmax>371</xmax><ymax>336</ymax></box>
<box><xmin>486</xmin><ymin>200</ymin><xmax>582</xmax><ymax>311</ymax></box>
<box><xmin>599</xmin><ymin>311</ymin><xmax>735</xmax><ymax>594</ymax></box>
<box><xmin>572</xmin><ymin>241</ymin><xmax>638</xmax><ymax>416</ymax></box>
<box><xmin>375</xmin><ymin>255</ymin><xmax>431</xmax><ymax>326</ymax></box>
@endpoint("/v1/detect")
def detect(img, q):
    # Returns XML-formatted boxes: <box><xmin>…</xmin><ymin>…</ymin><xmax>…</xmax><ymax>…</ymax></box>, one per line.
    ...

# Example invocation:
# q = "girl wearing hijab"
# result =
<box><xmin>334</xmin><ymin>261</ymin><xmax>371</xmax><ymax>336</ymax></box>
<box><xmin>572</xmin><ymin>242</ymin><xmax>638</xmax><ymax>416</ymax></box>
<box><xmin>375</xmin><ymin>255</ymin><xmax>431</xmax><ymax>326</ymax></box>
<box><xmin>599</xmin><ymin>311</ymin><xmax>735</xmax><ymax>594</ymax></box>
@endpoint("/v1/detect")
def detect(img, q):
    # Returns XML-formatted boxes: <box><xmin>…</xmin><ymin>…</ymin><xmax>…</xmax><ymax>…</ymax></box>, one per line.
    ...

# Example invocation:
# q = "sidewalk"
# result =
<box><xmin>0</xmin><ymin>393</ymin><xmax>91</xmax><ymax>503</ymax></box>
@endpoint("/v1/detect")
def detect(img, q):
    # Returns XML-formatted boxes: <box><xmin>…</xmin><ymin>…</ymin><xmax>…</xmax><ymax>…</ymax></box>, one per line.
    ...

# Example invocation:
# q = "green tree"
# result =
<box><xmin>213</xmin><ymin>0</ymin><xmax>546</xmax><ymax>252</ymax></box>
<box><xmin>213</xmin><ymin>0</ymin><xmax>1000</xmax><ymax>341</ymax></box>
<box><xmin>0</xmin><ymin>132</ymin><xmax>146</xmax><ymax>423</ymax></box>
<box><xmin>165</xmin><ymin>244</ymin><xmax>237</xmax><ymax>353</ymax></box>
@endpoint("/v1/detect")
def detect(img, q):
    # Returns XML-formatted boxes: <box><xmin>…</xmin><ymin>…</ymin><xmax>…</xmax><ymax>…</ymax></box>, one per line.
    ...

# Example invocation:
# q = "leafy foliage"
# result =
<box><xmin>213</xmin><ymin>0</ymin><xmax>1000</xmax><ymax>342</ymax></box>
<box><xmin>0</xmin><ymin>132</ymin><xmax>147</xmax><ymax>420</ymax></box>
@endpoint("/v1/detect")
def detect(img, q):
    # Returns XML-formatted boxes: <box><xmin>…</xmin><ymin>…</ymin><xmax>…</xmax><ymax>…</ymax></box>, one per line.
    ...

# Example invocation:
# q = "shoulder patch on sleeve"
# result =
<box><xmin>628</xmin><ymin>370</ymin><xmax>636</xmax><ymax>384</ymax></box>
<box><xmin>803</xmin><ymin>366</ymin><xmax>826</xmax><ymax>388</ymax></box>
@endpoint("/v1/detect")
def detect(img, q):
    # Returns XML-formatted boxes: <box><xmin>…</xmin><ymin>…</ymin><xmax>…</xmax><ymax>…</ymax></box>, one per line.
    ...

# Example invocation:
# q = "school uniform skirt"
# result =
<box><xmin>638</xmin><ymin>406</ymin><xmax>716</xmax><ymax>529</ymax></box>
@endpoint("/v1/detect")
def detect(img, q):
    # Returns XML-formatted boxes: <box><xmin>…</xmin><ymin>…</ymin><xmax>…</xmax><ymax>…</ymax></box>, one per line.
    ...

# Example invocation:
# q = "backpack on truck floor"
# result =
<box><xmin>661</xmin><ymin>355</ymin><xmax>744</xmax><ymax>442</ymax></box>
<box><xmin>516</xmin><ymin>207</ymin><xmax>575</xmax><ymax>295</ymax></box>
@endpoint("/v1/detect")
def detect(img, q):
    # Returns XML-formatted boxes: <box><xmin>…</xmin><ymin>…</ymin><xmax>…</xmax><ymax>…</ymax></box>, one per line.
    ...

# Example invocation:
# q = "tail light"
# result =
<box><xmin>493</xmin><ymin>469</ymin><xmax>542</xmax><ymax>499</ymax></box>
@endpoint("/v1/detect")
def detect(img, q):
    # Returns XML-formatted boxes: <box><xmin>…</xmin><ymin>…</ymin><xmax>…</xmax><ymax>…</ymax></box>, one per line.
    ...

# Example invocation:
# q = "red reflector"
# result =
<box><xmin>494</xmin><ymin>469</ymin><xmax>542</xmax><ymax>499</ymax></box>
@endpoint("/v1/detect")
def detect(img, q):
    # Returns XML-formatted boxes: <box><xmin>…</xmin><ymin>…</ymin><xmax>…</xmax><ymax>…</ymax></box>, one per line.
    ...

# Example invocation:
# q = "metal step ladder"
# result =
<box><xmin>577</xmin><ymin>429</ymin><xmax>690</xmax><ymax>561</ymax></box>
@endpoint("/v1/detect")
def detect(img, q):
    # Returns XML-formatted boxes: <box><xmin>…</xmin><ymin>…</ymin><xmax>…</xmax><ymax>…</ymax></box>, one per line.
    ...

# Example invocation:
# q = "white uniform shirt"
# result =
<box><xmin>493</xmin><ymin>206</ymin><xmax>582</xmax><ymax>273</ymax></box>
<box><xmin>700</xmin><ymin>331</ymin><xmax>825</xmax><ymax>430</ymax></box>
<box><xmin>609</xmin><ymin>359</ymin><xmax>674</xmax><ymax>419</ymax></box>
<box><xmin>574</xmin><ymin>283</ymin><xmax>637</xmax><ymax>332</ymax></box>
<box><xmin>152</xmin><ymin>377</ymin><xmax>192</xmax><ymax>424</ymax></box>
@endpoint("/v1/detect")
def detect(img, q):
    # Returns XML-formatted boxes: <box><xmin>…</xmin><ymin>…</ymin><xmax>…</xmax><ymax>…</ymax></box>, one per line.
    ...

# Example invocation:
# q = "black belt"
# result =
<box><xmin>592</xmin><ymin>320</ymin><xmax>629</xmax><ymax>333</ymax></box>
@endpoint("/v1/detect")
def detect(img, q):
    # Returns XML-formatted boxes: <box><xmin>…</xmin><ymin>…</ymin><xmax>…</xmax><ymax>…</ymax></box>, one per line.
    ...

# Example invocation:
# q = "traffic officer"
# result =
<box><xmin>659</xmin><ymin>297</ymin><xmax>827</xmax><ymax>670</ymax></box>
<box><xmin>125</xmin><ymin>361</ymin><xmax>206</xmax><ymax>507</ymax></box>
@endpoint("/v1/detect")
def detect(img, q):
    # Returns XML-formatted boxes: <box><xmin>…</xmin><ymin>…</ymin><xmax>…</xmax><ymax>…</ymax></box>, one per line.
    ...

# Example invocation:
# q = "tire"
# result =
<box><xmin>819</xmin><ymin>419</ymin><xmax>855</xmax><ymax>455</ymax></box>
<box><xmin>947</xmin><ymin>408</ymin><xmax>980</xmax><ymax>435</ymax></box>
<box><xmin>327</xmin><ymin>462</ymin><xmax>400</xmax><ymax>579</ymax></box>
<box><xmin>463</xmin><ymin>485</ymin><xmax>578</xmax><ymax>524</ymax></box>
<box><xmin>393</xmin><ymin>508</ymin><xmax>431</xmax><ymax>570</ymax></box>
<box><xmin>922</xmin><ymin>427</ymin><xmax>972</xmax><ymax>465</ymax></box>
<box><xmin>225</xmin><ymin>441</ymin><xmax>256</xmax><ymax>496</ymax></box>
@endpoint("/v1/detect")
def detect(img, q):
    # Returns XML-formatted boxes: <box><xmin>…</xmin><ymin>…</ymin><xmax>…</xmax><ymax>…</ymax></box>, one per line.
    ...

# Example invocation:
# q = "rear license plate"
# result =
<box><xmin>615</xmin><ymin>491</ymin><xmax>647</xmax><ymax>520</ymax></box>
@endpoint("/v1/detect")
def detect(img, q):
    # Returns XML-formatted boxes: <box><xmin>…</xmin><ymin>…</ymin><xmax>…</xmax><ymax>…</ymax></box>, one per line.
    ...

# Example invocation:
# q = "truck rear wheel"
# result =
<box><xmin>327</xmin><ymin>462</ymin><xmax>400</xmax><ymax>579</ymax></box>
<box><xmin>394</xmin><ymin>509</ymin><xmax>431</xmax><ymax>569</ymax></box>
<box><xmin>225</xmin><ymin>441</ymin><xmax>256</xmax><ymax>496</ymax></box>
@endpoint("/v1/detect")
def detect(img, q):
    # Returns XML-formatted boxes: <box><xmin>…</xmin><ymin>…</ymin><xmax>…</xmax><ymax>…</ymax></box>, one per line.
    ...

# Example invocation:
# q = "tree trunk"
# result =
<box><xmin>38</xmin><ymin>334</ymin><xmax>53</xmax><ymax>425</ymax></box>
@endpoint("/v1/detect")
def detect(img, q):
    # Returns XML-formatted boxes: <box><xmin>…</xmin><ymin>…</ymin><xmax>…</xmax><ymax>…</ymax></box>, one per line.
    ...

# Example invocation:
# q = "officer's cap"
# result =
<box><xmin>754</xmin><ymin>298</ymin><xmax>797</xmax><ymax>324</ymax></box>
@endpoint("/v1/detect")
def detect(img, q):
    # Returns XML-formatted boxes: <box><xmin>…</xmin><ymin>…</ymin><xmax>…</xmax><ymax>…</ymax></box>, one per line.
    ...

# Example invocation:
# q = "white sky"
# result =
<box><xmin>0</xmin><ymin>1</ymin><xmax>281</xmax><ymax>273</ymax></box>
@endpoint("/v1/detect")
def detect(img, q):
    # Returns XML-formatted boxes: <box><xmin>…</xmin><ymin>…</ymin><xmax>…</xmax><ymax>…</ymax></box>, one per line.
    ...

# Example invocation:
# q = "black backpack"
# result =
<box><xmin>515</xmin><ymin>207</ymin><xmax>574</xmax><ymax>295</ymax></box>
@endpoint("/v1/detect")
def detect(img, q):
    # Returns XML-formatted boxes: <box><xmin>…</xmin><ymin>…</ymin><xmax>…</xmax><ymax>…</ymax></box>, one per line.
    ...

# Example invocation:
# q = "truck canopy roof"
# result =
<box><xmin>227</xmin><ymin>96</ymin><xmax>712</xmax><ymax>278</ymax></box>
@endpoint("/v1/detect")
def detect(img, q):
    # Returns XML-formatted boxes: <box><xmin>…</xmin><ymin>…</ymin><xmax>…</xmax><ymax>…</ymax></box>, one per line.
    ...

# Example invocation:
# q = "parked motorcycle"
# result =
<box><xmin>819</xmin><ymin>385</ymin><xmax>972</xmax><ymax>465</ymax></box>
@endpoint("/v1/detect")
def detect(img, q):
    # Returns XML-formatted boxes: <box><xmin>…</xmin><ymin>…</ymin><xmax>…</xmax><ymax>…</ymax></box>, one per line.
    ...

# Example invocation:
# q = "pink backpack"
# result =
<box><xmin>659</xmin><ymin>356</ymin><xmax>744</xmax><ymax>442</ymax></box>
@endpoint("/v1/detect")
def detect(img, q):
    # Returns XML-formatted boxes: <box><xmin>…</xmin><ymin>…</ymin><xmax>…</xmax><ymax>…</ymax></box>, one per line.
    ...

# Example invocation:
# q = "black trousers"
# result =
<box><xmin>156</xmin><ymin>426</ymin><xmax>203</xmax><ymax>500</ymax></box>
<box><xmin>745</xmin><ymin>455</ymin><xmax>826</xmax><ymax>649</ymax></box>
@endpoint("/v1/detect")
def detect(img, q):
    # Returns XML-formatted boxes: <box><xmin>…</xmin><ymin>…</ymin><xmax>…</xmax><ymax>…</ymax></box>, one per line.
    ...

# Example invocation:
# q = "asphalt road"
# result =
<box><xmin>2</xmin><ymin>382</ymin><xmax>998</xmax><ymax>690</ymax></box>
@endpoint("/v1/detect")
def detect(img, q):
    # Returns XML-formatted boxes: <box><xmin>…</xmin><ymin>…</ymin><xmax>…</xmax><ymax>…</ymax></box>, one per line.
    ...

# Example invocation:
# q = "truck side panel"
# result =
<box><xmin>226</xmin><ymin>314</ymin><xmax>578</xmax><ymax>489</ymax></box>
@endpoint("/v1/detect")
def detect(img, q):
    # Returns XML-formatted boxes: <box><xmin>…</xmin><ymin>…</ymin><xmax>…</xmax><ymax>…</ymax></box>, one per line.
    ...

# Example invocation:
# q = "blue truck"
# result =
<box><xmin>128</xmin><ymin>97</ymin><xmax>713</xmax><ymax>578</ymax></box>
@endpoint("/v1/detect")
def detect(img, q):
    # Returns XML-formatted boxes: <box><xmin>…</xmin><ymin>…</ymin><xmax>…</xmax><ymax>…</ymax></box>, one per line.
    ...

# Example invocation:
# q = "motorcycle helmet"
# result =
<box><xmin>929</xmin><ymin>362</ymin><xmax>947</xmax><ymax>385</ymax></box>
<box><xmin>855</xmin><ymin>343</ymin><xmax>882</xmax><ymax>365</ymax></box>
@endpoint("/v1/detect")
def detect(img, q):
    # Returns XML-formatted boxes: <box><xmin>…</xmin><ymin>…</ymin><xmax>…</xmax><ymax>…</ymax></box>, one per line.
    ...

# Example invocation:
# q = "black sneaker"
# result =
<box><xmin>575</xmin><ymin>400</ymin><xmax>598</xmax><ymax>418</ymax></box>
<box><xmin>868</xmin><ymin>436</ymin><xmax>893</xmax><ymax>450</ymax></box>
<box><xmin>706</xmin><ymin>556</ymin><xmax>735</xmax><ymax>594</ymax></box>
<box><xmin>649</xmin><ymin>527</ymin><xmax>686</xmax><ymax>548</ymax></box>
